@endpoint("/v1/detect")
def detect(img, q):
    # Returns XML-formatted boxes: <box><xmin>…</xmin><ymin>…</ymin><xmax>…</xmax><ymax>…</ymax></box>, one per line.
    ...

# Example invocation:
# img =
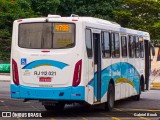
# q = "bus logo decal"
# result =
<box><xmin>22</xmin><ymin>59</ymin><xmax>68</xmax><ymax>70</ymax></box>
<box><xmin>88</xmin><ymin>62</ymin><xmax>140</xmax><ymax>100</ymax></box>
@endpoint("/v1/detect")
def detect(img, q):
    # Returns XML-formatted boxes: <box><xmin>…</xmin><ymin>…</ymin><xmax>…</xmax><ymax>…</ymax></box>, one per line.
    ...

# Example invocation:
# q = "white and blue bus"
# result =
<box><xmin>10</xmin><ymin>15</ymin><xmax>154</xmax><ymax>111</ymax></box>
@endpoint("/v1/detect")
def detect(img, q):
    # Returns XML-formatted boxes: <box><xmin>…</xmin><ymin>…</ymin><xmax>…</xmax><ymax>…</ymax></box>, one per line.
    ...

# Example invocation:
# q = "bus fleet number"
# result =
<box><xmin>34</xmin><ymin>71</ymin><xmax>56</xmax><ymax>76</ymax></box>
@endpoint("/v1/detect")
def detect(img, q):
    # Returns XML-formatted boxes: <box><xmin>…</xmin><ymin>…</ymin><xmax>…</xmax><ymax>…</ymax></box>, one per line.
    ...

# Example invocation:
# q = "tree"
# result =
<box><xmin>57</xmin><ymin>0</ymin><xmax>121</xmax><ymax>20</ymax></box>
<box><xmin>114</xmin><ymin>0</ymin><xmax>160</xmax><ymax>40</ymax></box>
<box><xmin>0</xmin><ymin>0</ymin><xmax>34</xmax><ymax>62</ymax></box>
<box><xmin>29</xmin><ymin>0</ymin><xmax>60</xmax><ymax>16</ymax></box>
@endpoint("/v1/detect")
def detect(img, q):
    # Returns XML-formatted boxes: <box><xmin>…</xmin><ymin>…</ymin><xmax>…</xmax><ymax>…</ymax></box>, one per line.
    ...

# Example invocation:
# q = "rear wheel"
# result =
<box><xmin>140</xmin><ymin>76</ymin><xmax>145</xmax><ymax>92</ymax></box>
<box><xmin>133</xmin><ymin>84</ymin><xmax>141</xmax><ymax>101</ymax></box>
<box><xmin>105</xmin><ymin>83</ymin><xmax>115</xmax><ymax>111</ymax></box>
<box><xmin>44</xmin><ymin>103</ymin><xmax>65</xmax><ymax>111</ymax></box>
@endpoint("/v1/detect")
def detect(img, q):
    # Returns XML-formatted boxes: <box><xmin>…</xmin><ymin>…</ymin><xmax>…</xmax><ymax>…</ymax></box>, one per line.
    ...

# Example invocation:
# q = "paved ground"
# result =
<box><xmin>0</xmin><ymin>81</ymin><xmax>160</xmax><ymax>120</ymax></box>
<box><xmin>0</xmin><ymin>74</ymin><xmax>10</xmax><ymax>82</ymax></box>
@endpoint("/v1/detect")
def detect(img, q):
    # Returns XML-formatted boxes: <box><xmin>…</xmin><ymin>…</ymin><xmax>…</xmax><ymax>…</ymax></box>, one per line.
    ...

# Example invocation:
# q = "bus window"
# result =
<box><xmin>135</xmin><ymin>36</ymin><xmax>140</xmax><ymax>58</ymax></box>
<box><xmin>19</xmin><ymin>23</ymin><xmax>52</xmax><ymax>48</ymax></box>
<box><xmin>121</xmin><ymin>36</ymin><xmax>127</xmax><ymax>57</ymax></box>
<box><xmin>139</xmin><ymin>37</ymin><xmax>144</xmax><ymax>58</ymax></box>
<box><xmin>53</xmin><ymin>23</ymin><xmax>75</xmax><ymax>48</ymax></box>
<box><xmin>101</xmin><ymin>32</ymin><xmax>110</xmax><ymax>58</ymax></box>
<box><xmin>111</xmin><ymin>33</ymin><xmax>120</xmax><ymax>58</ymax></box>
<box><xmin>19</xmin><ymin>23</ymin><xmax>75</xmax><ymax>49</ymax></box>
<box><xmin>85</xmin><ymin>29</ymin><xmax>92</xmax><ymax>58</ymax></box>
<box><xmin>111</xmin><ymin>33</ymin><xmax>115</xmax><ymax>57</ymax></box>
<box><xmin>128</xmin><ymin>35</ymin><xmax>135</xmax><ymax>58</ymax></box>
<box><xmin>115</xmin><ymin>33</ymin><xmax>120</xmax><ymax>57</ymax></box>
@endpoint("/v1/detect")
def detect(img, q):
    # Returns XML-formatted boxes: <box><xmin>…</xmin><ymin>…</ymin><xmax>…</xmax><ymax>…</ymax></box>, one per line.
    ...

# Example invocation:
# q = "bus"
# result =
<box><xmin>10</xmin><ymin>14</ymin><xmax>155</xmax><ymax>111</ymax></box>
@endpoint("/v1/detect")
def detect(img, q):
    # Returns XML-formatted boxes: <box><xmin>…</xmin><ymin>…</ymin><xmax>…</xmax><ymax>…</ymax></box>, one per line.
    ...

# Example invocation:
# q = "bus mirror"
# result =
<box><xmin>150</xmin><ymin>43</ymin><xmax>155</xmax><ymax>56</ymax></box>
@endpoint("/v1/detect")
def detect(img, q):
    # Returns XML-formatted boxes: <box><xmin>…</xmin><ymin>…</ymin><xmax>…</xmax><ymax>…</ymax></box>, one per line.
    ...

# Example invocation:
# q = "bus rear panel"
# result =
<box><xmin>11</xmin><ymin>20</ymin><xmax>85</xmax><ymax>102</ymax></box>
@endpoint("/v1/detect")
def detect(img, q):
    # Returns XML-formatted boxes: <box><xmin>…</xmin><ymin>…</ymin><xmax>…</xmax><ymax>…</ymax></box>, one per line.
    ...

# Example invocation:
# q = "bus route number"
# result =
<box><xmin>55</xmin><ymin>24</ymin><xmax>69</xmax><ymax>32</ymax></box>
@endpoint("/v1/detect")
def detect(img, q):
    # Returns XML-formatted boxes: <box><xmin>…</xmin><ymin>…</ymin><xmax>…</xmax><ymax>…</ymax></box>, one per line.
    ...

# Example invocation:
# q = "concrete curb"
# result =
<box><xmin>0</xmin><ymin>80</ymin><xmax>10</xmax><ymax>82</ymax></box>
<box><xmin>0</xmin><ymin>74</ymin><xmax>10</xmax><ymax>82</ymax></box>
<box><xmin>151</xmin><ymin>83</ymin><xmax>160</xmax><ymax>90</ymax></box>
<box><xmin>152</xmin><ymin>83</ymin><xmax>160</xmax><ymax>87</ymax></box>
<box><xmin>151</xmin><ymin>87</ymin><xmax>160</xmax><ymax>90</ymax></box>
<box><xmin>0</xmin><ymin>73</ymin><xmax>10</xmax><ymax>76</ymax></box>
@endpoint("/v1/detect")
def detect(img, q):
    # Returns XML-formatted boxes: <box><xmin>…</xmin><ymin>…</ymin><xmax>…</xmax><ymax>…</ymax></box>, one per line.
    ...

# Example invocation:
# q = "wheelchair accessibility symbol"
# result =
<box><xmin>21</xmin><ymin>58</ymin><xmax>27</xmax><ymax>65</ymax></box>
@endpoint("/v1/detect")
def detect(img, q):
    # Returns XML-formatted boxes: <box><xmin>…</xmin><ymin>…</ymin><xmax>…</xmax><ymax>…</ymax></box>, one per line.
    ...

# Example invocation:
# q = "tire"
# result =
<box><xmin>105</xmin><ymin>83</ymin><xmax>115</xmax><ymax>111</ymax></box>
<box><xmin>140</xmin><ymin>77</ymin><xmax>145</xmax><ymax>92</ymax></box>
<box><xmin>133</xmin><ymin>84</ymin><xmax>141</xmax><ymax>101</ymax></box>
<box><xmin>44</xmin><ymin>103</ymin><xmax>65</xmax><ymax>111</ymax></box>
<box><xmin>44</xmin><ymin>105</ymin><xmax>54</xmax><ymax>111</ymax></box>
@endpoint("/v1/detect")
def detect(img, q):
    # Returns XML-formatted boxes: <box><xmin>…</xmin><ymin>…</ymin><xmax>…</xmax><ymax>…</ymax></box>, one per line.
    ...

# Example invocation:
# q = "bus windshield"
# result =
<box><xmin>18</xmin><ymin>23</ymin><xmax>75</xmax><ymax>49</ymax></box>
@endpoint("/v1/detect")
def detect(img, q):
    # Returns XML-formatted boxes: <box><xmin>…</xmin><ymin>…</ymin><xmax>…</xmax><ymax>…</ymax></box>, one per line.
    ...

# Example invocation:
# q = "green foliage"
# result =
<box><xmin>29</xmin><ymin>0</ymin><xmax>60</xmax><ymax>16</ymax></box>
<box><xmin>57</xmin><ymin>0</ymin><xmax>121</xmax><ymax>20</ymax></box>
<box><xmin>0</xmin><ymin>0</ymin><xmax>35</xmax><ymax>62</ymax></box>
<box><xmin>114</xmin><ymin>0</ymin><xmax>160</xmax><ymax>41</ymax></box>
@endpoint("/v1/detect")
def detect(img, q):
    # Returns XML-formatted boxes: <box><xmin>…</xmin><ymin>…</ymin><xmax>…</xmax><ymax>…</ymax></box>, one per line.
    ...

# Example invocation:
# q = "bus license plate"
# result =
<box><xmin>39</xmin><ymin>77</ymin><xmax>52</xmax><ymax>82</ymax></box>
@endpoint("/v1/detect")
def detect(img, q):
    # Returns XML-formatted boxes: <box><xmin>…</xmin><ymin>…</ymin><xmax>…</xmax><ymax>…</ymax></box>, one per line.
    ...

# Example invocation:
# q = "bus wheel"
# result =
<box><xmin>44</xmin><ymin>103</ymin><xmax>65</xmax><ymax>111</ymax></box>
<box><xmin>105</xmin><ymin>83</ymin><xmax>115</xmax><ymax>111</ymax></box>
<box><xmin>133</xmin><ymin>85</ymin><xmax>141</xmax><ymax>101</ymax></box>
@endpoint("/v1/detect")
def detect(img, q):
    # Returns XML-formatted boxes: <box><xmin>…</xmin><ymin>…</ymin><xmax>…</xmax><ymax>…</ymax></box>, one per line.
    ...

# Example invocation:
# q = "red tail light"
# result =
<box><xmin>72</xmin><ymin>59</ymin><xmax>82</xmax><ymax>87</ymax></box>
<box><xmin>12</xmin><ymin>59</ymin><xmax>19</xmax><ymax>85</ymax></box>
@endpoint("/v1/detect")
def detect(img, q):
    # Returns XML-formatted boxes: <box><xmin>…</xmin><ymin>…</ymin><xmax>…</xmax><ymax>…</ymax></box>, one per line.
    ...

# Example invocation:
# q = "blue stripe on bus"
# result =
<box><xmin>89</xmin><ymin>62</ymin><xmax>140</xmax><ymax>100</ymax></box>
<box><xmin>10</xmin><ymin>84</ymin><xmax>85</xmax><ymax>100</ymax></box>
<box><xmin>22</xmin><ymin>60</ymin><xmax>68</xmax><ymax>69</ymax></box>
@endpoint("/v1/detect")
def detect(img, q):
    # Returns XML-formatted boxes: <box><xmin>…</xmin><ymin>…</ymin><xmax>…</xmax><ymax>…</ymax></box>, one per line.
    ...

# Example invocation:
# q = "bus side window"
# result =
<box><xmin>128</xmin><ymin>35</ymin><xmax>135</xmax><ymax>58</ymax></box>
<box><xmin>101</xmin><ymin>32</ymin><xmax>110</xmax><ymax>58</ymax></box>
<box><xmin>139</xmin><ymin>37</ymin><xmax>144</xmax><ymax>58</ymax></box>
<box><xmin>111</xmin><ymin>33</ymin><xmax>115</xmax><ymax>57</ymax></box>
<box><xmin>111</xmin><ymin>33</ymin><xmax>120</xmax><ymax>58</ymax></box>
<box><xmin>85</xmin><ymin>29</ymin><xmax>92</xmax><ymax>58</ymax></box>
<box><xmin>115</xmin><ymin>33</ymin><xmax>120</xmax><ymax>58</ymax></box>
<box><xmin>135</xmin><ymin>36</ymin><xmax>140</xmax><ymax>58</ymax></box>
<box><xmin>121</xmin><ymin>36</ymin><xmax>127</xmax><ymax>57</ymax></box>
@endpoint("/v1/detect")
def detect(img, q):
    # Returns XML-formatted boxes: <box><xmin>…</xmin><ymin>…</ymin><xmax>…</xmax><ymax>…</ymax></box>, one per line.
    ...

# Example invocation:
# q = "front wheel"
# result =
<box><xmin>105</xmin><ymin>83</ymin><xmax>115</xmax><ymax>111</ymax></box>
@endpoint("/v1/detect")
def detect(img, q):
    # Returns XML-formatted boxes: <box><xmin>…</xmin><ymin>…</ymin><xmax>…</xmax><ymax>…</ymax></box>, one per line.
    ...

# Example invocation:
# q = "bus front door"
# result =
<box><xmin>93</xmin><ymin>33</ymin><xmax>101</xmax><ymax>102</ymax></box>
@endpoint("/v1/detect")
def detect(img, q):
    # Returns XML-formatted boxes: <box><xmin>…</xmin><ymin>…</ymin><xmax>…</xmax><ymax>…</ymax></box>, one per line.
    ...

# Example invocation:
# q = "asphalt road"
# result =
<box><xmin>0</xmin><ymin>81</ymin><xmax>160</xmax><ymax>120</ymax></box>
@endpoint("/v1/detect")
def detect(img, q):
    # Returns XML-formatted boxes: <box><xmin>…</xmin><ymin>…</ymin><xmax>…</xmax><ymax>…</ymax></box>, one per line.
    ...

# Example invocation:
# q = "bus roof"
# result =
<box><xmin>120</xmin><ymin>27</ymin><xmax>150</xmax><ymax>40</ymax></box>
<box><xmin>15</xmin><ymin>16</ymin><xmax>121</xmax><ymax>27</ymax></box>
